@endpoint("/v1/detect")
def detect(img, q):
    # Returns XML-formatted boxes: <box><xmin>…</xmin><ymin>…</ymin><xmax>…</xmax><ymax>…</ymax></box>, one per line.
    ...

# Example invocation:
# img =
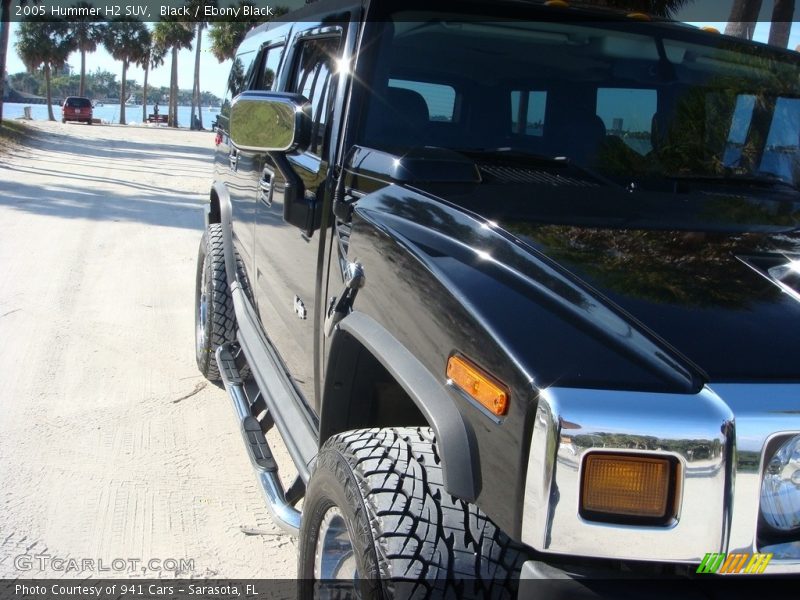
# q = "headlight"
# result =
<box><xmin>761</xmin><ymin>435</ymin><xmax>800</xmax><ymax>532</ymax></box>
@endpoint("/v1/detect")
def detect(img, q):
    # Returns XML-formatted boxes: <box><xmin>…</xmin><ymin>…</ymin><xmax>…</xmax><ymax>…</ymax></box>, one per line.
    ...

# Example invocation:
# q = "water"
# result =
<box><xmin>2</xmin><ymin>102</ymin><xmax>220</xmax><ymax>128</ymax></box>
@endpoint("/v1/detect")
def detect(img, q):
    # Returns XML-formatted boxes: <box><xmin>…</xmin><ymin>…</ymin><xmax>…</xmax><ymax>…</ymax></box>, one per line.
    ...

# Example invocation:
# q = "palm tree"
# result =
<box><xmin>185</xmin><ymin>0</ymin><xmax>218</xmax><ymax>130</ymax></box>
<box><xmin>152</xmin><ymin>20</ymin><xmax>193</xmax><ymax>128</ymax></box>
<box><xmin>104</xmin><ymin>18</ymin><xmax>150</xmax><ymax>125</ymax></box>
<box><xmin>580</xmin><ymin>0</ymin><xmax>692</xmax><ymax>18</ymax></box>
<box><xmin>69</xmin><ymin>2</ymin><xmax>106</xmax><ymax>97</ymax></box>
<box><xmin>138</xmin><ymin>40</ymin><xmax>166</xmax><ymax>123</ymax></box>
<box><xmin>15</xmin><ymin>16</ymin><xmax>74</xmax><ymax>121</ymax></box>
<box><xmin>724</xmin><ymin>0</ymin><xmax>763</xmax><ymax>40</ymax></box>
<box><xmin>208</xmin><ymin>2</ymin><xmax>288</xmax><ymax>62</ymax></box>
<box><xmin>1</xmin><ymin>0</ymin><xmax>33</xmax><ymax>128</ymax></box>
<box><xmin>767</xmin><ymin>0</ymin><xmax>794</xmax><ymax>48</ymax></box>
<box><xmin>724</xmin><ymin>0</ymin><xmax>795</xmax><ymax>48</ymax></box>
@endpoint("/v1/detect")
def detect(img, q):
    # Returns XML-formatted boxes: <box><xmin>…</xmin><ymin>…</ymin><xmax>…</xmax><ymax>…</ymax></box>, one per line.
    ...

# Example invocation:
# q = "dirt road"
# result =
<box><xmin>0</xmin><ymin>121</ymin><xmax>296</xmax><ymax>578</ymax></box>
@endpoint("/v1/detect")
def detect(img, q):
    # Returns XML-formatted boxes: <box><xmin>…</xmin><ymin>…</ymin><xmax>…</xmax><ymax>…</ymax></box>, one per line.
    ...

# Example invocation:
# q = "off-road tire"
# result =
<box><xmin>194</xmin><ymin>223</ymin><xmax>249</xmax><ymax>381</ymax></box>
<box><xmin>298</xmin><ymin>427</ymin><xmax>528</xmax><ymax>599</ymax></box>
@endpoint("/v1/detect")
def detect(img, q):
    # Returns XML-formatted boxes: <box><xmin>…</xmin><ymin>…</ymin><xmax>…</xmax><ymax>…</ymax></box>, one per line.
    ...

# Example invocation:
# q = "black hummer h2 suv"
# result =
<box><xmin>195</xmin><ymin>0</ymin><xmax>800</xmax><ymax>594</ymax></box>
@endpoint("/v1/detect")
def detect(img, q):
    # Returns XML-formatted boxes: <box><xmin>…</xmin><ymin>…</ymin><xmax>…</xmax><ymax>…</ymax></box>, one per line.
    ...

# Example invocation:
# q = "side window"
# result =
<box><xmin>511</xmin><ymin>90</ymin><xmax>547</xmax><ymax>136</ymax></box>
<box><xmin>220</xmin><ymin>49</ymin><xmax>258</xmax><ymax>128</ymax></box>
<box><xmin>388</xmin><ymin>79</ymin><xmax>457</xmax><ymax>122</ymax></box>
<box><xmin>722</xmin><ymin>94</ymin><xmax>756</xmax><ymax>168</ymax></box>
<box><xmin>596</xmin><ymin>88</ymin><xmax>657</xmax><ymax>154</ymax></box>
<box><xmin>256</xmin><ymin>45</ymin><xmax>283</xmax><ymax>91</ymax></box>
<box><xmin>762</xmin><ymin>97</ymin><xmax>800</xmax><ymax>182</ymax></box>
<box><xmin>290</xmin><ymin>36</ymin><xmax>341</xmax><ymax>156</ymax></box>
<box><xmin>228</xmin><ymin>50</ymin><xmax>257</xmax><ymax>97</ymax></box>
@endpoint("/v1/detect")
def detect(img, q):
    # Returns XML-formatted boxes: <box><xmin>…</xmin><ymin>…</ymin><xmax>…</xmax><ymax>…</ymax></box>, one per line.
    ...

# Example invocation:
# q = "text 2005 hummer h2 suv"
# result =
<box><xmin>195</xmin><ymin>0</ymin><xmax>800</xmax><ymax>594</ymax></box>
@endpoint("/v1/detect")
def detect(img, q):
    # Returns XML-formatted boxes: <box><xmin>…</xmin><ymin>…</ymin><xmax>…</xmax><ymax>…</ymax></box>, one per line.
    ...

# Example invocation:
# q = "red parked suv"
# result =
<box><xmin>61</xmin><ymin>97</ymin><xmax>93</xmax><ymax>124</ymax></box>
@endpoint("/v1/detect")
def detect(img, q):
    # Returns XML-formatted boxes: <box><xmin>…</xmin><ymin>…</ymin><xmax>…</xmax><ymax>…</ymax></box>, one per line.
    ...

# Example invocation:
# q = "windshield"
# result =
<box><xmin>360</xmin><ymin>11</ymin><xmax>800</xmax><ymax>187</ymax></box>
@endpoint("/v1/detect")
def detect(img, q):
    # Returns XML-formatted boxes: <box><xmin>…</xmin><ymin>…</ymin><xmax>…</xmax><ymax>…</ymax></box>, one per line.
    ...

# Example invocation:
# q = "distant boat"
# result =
<box><xmin>209</xmin><ymin>106</ymin><xmax>220</xmax><ymax>113</ymax></box>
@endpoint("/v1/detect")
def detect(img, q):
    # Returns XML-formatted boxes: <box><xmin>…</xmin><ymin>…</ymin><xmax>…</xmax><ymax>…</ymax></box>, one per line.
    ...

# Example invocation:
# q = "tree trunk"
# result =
<box><xmin>119</xmin><ymin>60</ymin><xmax>127</xmax><ymax>125</ymax></box>
<box><xmin>169</xmin><ymin>47</ymin><xmax>178</xmax><ymax>127</ymax></box>
<box><xmin>724</xmin><ymin>0</ymin><xmax>763</xmax><ymax>40</ymax></box>
<box><xmin>194</xmin><ymin>22</ymin><xmax>203</xmax><ymax>130</ymax></box>
<box><xmin>768</xmin><ymin>0</ymin><xmax>794</xmax><ymax>47</ymax></box>
<box><xmin>45</xmin><ymin>64</ymin><xmax>55</xmax><ymax>121</ymax></box>
<box><xmin>188</xmin><ymin>26</ymin><xmax>196</xmax><ymax>129</ymax></box>
<box><xmin>79</xmin><ymin>48</ymin><xmax>86</xmax><ymax>97</ymax></box>
<box><xmin>0</xmin><ymin>0</ymin><xmax>11</xmax><ymax>128</ymax></box>
<box><xmin>189</xmin><ymin>88</ymin><xmax>195</xmax><ymax>129</ymax></box>
<box><xmin>173</xmin><ymin>60</ymin><xmax>178</xmax><ymax>127</ymax></box>
<box><xmin>142</xmin><ymin>60</ymin><xmax>149</xmax><ymax>123</ymax></box>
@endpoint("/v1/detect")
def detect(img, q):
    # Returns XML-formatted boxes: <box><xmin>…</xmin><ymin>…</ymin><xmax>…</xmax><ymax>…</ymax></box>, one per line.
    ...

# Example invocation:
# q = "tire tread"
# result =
<box><xmin>317</xmin><ymin>427</ymin><xmax>527</xmax><ymax>598</ymax></box>
<box><xmin>196</xmin><ymin>224</ymin><xmax>250</xmax><ymax>381</ymax></box>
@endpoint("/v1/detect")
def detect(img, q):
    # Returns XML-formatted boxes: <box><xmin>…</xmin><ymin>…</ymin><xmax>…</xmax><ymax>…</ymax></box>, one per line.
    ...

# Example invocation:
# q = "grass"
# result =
<box><xmin>0</xmin><ymin>119</ymin><xmax>34</xmax><ymax>154</ymax></box>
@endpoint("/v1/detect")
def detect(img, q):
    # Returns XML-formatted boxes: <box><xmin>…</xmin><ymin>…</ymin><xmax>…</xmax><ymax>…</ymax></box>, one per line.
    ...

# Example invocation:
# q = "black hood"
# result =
<box><xmin>418</xmin><ymin>174</ymin><xmax>800</xmax><ymax>384</ymax></box>
<box><xmin>347</xmin><ymin>146</ymin><xmax>800</xmax><ymax>387</ymax></box>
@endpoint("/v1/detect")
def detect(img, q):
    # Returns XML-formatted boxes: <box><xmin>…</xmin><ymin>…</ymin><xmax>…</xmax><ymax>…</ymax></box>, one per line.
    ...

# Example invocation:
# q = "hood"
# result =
<box><xmin>349</xmin><ymin>148</ymin><xmax>800</xmax><ymax>386</ymax></box>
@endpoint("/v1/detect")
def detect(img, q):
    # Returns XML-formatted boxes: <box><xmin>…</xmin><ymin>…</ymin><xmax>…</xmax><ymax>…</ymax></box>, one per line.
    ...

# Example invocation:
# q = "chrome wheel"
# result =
<box><xmin>314</xmin><ymin>506</ymin><xmax>358</xmax><ymax>581</ymax></box>
<box><xmin>196</xmin><ymin>259</ymin><xmax>209</xmax><ymax>351</ymax></box>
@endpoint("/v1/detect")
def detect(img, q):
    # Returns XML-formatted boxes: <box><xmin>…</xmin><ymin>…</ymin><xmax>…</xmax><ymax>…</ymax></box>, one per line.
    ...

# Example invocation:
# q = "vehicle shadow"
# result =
<box><xmin>0</xmin><ymin>179</ymin><xmax>205</xmax><ymax>231</ymax></box>
<box><xmin>0</xmin><ymin>125</ymin><xmax>213</xmax><ymax>230</ymax></box>
<box><xmin>21</xmin><ymin>126</ymin><xmax>215</xmax><ymax>163</ymax></box>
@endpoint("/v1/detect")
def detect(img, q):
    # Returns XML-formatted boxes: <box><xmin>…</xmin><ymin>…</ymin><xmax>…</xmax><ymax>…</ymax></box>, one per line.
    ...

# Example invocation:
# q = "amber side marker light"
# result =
<box><xmin>581</xmin><ymin>453</ymin><xmax>677</xmax><ymax>524</ymax></box>
<box><xmin>446</xmin><ymin>355</ymin><xmax>508</xmax><ymax>416</ymax></box>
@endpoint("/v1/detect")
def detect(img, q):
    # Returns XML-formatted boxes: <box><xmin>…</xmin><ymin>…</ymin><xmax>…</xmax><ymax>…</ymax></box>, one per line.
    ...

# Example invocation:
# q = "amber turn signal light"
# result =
<box><xmin>581</xmin><ymin>453</ymin><xmax>675</xmax><ymax>522</ymax></box>
<box><xmin>446</xmin><ymin>355</ymin><xmax>508</xmax><ymax>416</ymax></box>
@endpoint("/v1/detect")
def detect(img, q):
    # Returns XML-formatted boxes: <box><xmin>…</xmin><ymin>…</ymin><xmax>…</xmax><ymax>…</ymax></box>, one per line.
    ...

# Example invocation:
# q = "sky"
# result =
<box><xmin>4</xmin><ymin>19</ymin><xmax>799</xmax><ymax>106</ymax></box>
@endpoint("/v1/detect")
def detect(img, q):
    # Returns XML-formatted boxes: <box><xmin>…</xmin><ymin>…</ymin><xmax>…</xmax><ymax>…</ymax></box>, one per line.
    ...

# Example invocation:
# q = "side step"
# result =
<box><xmin>216</xmin><ymin>344</ymin><xmax>302</xmax><ymax>537</ymax></box>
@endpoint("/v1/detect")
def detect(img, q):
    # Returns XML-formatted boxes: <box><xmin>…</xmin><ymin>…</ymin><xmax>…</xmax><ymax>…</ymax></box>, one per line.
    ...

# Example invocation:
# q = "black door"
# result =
<box><xmin>253</xmin><ymin>33</ymin><xmax>343</xmax><ymax>406</ymax></box>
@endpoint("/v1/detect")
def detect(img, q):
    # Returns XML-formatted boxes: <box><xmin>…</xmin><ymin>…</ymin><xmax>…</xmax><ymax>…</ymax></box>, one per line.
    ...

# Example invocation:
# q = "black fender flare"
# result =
<box><xmin>212</xmin><ymin>181</ymin><xmax>239</xmax><ymax>290</ymax></box>
<box><xmin>324</xmin><ymin>311</ymin><xmax>480</xmax><ymax>502</ymax></box>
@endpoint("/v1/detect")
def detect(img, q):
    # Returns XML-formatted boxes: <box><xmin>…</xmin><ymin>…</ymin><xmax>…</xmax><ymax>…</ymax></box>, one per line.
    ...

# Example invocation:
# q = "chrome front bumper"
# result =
<box><xmin>521</xmin><ymin>383</ymin><xmax>800</xmax><ymax>571</ymax></box>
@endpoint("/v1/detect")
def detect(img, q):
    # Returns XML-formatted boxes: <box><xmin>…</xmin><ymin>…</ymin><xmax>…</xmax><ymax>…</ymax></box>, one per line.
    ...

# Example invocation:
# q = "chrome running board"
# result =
<box><xmin>216</xmin><ymin>345</ymin><xmax>301</xmax><ymax>537</ymax></box>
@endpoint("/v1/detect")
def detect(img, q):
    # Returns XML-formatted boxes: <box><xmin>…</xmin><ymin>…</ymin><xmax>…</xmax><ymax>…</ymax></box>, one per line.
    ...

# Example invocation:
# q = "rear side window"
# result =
<box><xmin>511</xmin><ymin>90</ymin><xmax>547</xmax><ymax>136</ymax></box>
<box><xmin>66</xmin><ymin>98</ymin><xmax>90</xmax><ymax>108</ymax></box>
<box><xmin>596</xmin><ymin>88</ymin><xmax>657</xmax><ymax>154</ymax></box>
<box><xmin>256</xmin><ymin>45</ymin><xmax>283</xmax><ymax>91</ymax></box>
<box><xmin>290</xmin><ymin>36</ymin><xmax>341</xmax><ymax>155</ymax></box>
<box><xmin>389</xmin><ymin>79</ymin><xmax>456</xmax><ymax>122</ymax></box>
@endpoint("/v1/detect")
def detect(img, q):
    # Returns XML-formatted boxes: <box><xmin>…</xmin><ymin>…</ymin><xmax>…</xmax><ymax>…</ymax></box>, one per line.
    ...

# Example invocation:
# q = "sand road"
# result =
<box><xmin>0</xmin><ymin>121</ymin><xmax>296</xmax><ymax>579</ymax></box>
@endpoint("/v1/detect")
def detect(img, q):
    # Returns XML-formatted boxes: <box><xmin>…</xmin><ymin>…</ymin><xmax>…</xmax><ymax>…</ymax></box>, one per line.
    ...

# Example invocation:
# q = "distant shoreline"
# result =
<box><xmin>3</xmin><ymin>102</ymin><xmax>220</xmax><ymax>127</ymax></box>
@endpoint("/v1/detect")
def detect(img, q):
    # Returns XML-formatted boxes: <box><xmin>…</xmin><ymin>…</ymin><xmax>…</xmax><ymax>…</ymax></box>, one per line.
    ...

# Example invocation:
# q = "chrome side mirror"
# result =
<box><xmin>230</xmin><ymin>91</ymin><xmax>311</xmax><ymax>153</ymax></box>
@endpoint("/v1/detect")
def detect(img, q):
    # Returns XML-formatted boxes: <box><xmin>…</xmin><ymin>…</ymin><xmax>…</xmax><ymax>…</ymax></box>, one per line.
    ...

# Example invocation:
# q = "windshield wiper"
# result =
<box><xmin>670</xmin><ymin>173</ymin><xmax>799</xmax><ymax>191</ymax></box>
